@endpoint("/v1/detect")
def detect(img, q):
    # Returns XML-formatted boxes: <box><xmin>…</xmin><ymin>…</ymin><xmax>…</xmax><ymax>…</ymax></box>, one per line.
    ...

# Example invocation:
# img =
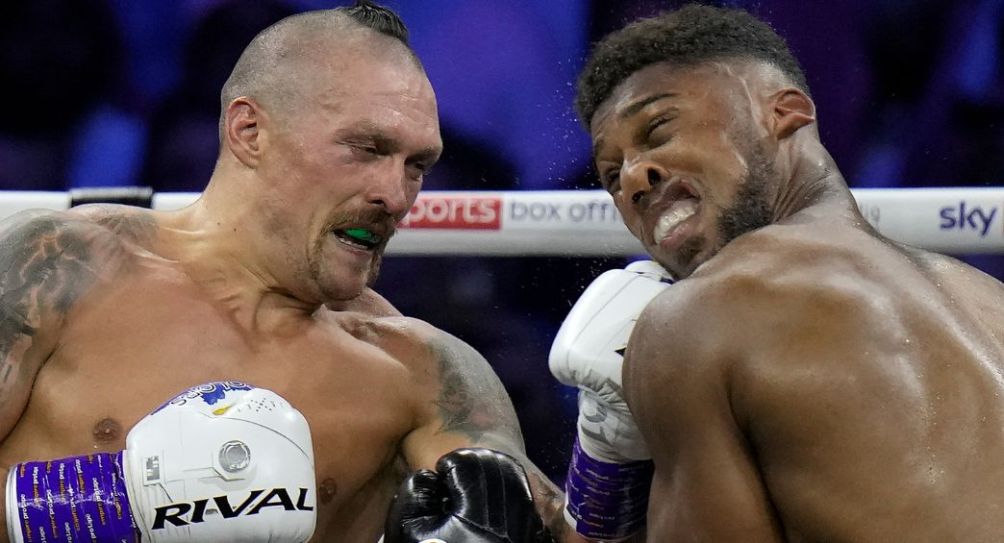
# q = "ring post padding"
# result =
<box><xmin>0</xmin><ymin>187</ymin><xmax>1002</xmax><ymax>255</ymax></box>
<box><xmin>70</xmin><ymin>186</ymin><xmax>154</xmax><ymax>208</ymax></box>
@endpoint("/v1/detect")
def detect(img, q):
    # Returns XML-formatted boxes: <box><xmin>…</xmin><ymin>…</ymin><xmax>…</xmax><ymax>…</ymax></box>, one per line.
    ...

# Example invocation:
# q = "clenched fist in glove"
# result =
<box><xmin>384</xmin><ymin>448</ymin><xmax>554</xmax><ymax>543</ymax></box>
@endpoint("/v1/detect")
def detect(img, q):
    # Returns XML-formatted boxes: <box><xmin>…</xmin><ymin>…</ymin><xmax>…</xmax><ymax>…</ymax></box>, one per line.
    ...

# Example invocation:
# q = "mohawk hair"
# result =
<box><xmin>336</xmin><ymin>0</ymin><xmax>410</xmax><ymax>45</ymax></box>
<box><xmin>218</xmin><ymin>1</ymin><xmax>418</xmax><ymax>142</ymax></box>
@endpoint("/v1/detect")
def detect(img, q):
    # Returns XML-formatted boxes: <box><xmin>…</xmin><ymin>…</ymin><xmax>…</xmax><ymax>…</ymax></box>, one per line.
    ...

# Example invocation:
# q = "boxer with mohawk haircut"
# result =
<box><xmin>0</xmin><ymin>2</ymin><xmax>566</xmax><ymax>542</ymax></box>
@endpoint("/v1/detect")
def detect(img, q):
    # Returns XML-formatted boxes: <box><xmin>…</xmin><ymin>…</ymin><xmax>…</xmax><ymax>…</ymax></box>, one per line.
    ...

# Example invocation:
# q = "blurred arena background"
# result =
<box><xmin>3</xmin><ymin>0</ymin><xmax>1003</xmax><ymax>483</ymax></box>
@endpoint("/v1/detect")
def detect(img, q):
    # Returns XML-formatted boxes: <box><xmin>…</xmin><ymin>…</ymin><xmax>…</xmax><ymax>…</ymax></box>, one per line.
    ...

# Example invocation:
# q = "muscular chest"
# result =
<box><xmin>3</xmin><ymin>274</ymin><xmax>415</xmax><ymax>514</ymax></box>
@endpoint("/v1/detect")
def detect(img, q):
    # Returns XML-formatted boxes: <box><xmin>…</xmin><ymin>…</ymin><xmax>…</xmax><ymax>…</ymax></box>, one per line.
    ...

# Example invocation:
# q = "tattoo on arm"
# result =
<box><xmin>0</xmin><ymin>214</ymin><xmax>113</xmax><ymax>389</ymax></box>
<box><xmin>428</xmin><ymin>332</ymin><xmax>524</xmax><ymax>449</ymax></box>
<box><xmin>427</xmin><ymin>330</ymin><xmax>570</xmax><ymax>535</ymax></box>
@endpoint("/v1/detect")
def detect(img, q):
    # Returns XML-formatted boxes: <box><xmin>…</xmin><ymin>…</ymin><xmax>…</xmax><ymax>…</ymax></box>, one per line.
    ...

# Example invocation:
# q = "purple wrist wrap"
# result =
<box><xmin>564</xmin><ymin>437</ymin><xmax>654</xmax><ymax>540</ymax></box>
<box><xmin>10</xmin><ymin>452</ymin><xmax>138</xmax><ymax>543</ymax></box>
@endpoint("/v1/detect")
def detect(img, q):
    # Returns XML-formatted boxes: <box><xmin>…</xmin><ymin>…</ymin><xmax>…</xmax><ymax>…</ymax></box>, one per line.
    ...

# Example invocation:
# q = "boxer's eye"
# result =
<box><xmin>645</xmin><ymin>115</ymin><xmax>675</xmax><ymax>146</ymax></box>
<box><xmin>344</xmin><ymin>138</ymin><xmax>388</xmax><ymax>159</ymax></box>
<box><xmin>406</xmin><ymin>160</ymin><xmax>433</xmax><ymax>181</ymax></box>
<box><xmin>351</xmin><ymin>144</ymin><xmax>379</xmax><ymax>156</ymax></box>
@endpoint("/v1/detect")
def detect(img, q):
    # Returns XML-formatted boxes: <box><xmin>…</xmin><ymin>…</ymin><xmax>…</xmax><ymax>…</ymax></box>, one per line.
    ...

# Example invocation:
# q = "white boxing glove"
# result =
<box><xmin>549</xmin><ymin>260</ymin><xmax>672</xmax><ymax>541</ymax></box>
<box><xmin>7</xmin><ymin>382</ymin><xmax>316</xmax><ymax>543</ymax></box>
<box><xmin>126</xmin><ymin>382</ymin><xmax>317</xmax><ymax>542</ymax></box>
<box><xmin>550</xmin><ymin>260</ymin><xmax>672</xmax><ymax>461</ymax></box>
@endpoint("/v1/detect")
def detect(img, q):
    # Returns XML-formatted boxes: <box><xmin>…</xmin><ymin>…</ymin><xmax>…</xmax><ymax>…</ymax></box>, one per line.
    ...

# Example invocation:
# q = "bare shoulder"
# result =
<box><xmin>366</xmin><ymin>315</ymin><xmax>561</xmax><ymax>524</ymax></box>
<box><xmin>68</xmin><ymin>203</ymin><xmax>159</xmax><ymax>248</ymax></box>
<box><xmin>633</xmin><ymin>226</ymin><xmax>861</xmax><ymax>362</ymax></box>
<box><xmin>325</xmin><ymin>311</ymin><xmax>513</xmax><ymax>425</ymax></box>
<box><xmin>362</xmin><ymin>315</ymin><xmax>511</xmax><ymax>409</ymax></box>
<box><xmin>682</xmin><ymin>221</ymin><xmax>914</xmax><ymax>321</ymax></box>
<box><xmin>0</xmin><ymin>207</ymin><xmax>141</xmax><ymax>276</ymax></box>
<box><xmin>0</xmin><ymin>208</ymin><xmax>145</xmax><ymax>426</ymax></box>
<box><xmin>626</xmin><ymin>224</ymin><xmax>909</xmax><ymax>425</ymax></box>
<box><xmin>0</xmin><ymin>208</ymin><xmax>142</xmax><ymax>316</ymax></box>
<box><xmin>354</xmin><ymin>315</ymin><xmax>525</xmax><ymax>453</ymax></box>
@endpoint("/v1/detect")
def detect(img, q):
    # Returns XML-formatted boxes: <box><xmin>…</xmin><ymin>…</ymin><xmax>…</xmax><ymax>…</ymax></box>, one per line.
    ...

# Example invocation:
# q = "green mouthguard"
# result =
<box><xmin>344</xmin><ymin>228</ymin><xmax>377</xmax><ymax>242</ymax></box>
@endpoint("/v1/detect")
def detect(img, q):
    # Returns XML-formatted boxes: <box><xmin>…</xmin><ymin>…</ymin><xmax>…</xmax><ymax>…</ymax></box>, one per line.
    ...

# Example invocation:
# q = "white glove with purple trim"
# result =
<box><xmin>549</xmin><ymin>261</ymin><xmax>672</xmax><ymax>541</ymax></box>
<box><xmin>125</xmin><ymin>382</ymin><xmax>317</xmax><ymax>542</ymax></box>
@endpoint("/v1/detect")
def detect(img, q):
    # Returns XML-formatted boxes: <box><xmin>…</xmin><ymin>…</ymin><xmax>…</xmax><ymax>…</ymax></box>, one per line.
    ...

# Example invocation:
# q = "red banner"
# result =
<box><xmin>400</xmin><ymin>195</ymin><xmax>502</xmax><ymax>230</ymax></box>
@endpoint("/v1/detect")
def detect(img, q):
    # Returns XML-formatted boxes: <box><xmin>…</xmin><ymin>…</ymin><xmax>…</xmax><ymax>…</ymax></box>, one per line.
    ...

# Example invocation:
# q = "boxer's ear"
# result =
<box><xmin>224</xmin><ymin>97</ymin><xmax>264</xmax><ymax>168</ymax></box>
<box><xmin>768</xmin><ymin>87</ymin><xmax>815</xmax><ymax>140</ymax></box>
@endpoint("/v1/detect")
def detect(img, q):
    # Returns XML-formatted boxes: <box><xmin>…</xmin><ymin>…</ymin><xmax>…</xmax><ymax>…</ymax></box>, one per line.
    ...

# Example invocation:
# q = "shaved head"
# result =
<box><xmin>218</xmin><ymin>4</ymin><xmax>422</xmax><ymax>141</ymax></box>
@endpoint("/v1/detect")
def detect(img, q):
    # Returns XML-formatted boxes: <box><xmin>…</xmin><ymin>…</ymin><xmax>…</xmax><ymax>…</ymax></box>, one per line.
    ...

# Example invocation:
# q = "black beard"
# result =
<box><xmin>717</xmin><ymin>143</ymin><xmax>774</xmax><ymax>248</ymax></box>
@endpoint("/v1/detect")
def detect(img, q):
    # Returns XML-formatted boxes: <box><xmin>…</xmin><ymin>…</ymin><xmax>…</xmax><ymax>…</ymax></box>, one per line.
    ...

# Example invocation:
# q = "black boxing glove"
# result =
<box><xmin>384</xmin><ymin>448</ymin><xmax>554</xmax><ymax>543</ymax></box>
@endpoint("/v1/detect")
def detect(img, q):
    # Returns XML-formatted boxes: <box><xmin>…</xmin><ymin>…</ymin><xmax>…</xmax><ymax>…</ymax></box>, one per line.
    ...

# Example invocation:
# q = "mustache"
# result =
<box><xmin>330</xmin><ymin>208</ymin><xmax>400</xmax><ymax>239</ymax></box>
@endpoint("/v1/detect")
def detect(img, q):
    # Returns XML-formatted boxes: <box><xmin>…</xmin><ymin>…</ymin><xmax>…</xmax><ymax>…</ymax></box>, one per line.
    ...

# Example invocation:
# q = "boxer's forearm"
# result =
<box><xmin>524</xmin><ymin>466</ymin><xmax>609</xmax><ymax>543</ymax></box>
<box><xmin>525</xmin><ymin>468</ymin><xmax>567</xmax><ymax>538</ymax></box>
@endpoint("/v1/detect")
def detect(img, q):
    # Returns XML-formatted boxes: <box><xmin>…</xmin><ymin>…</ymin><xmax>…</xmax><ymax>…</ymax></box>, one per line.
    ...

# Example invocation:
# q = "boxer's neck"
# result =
<box><xmin>160</xmin><ymin>184</ymin><xmax>321</xmax><ymax>333</ymax></box>
<box><xmin>772</xmin><ymin>136</ymin><xmax>861</xmax><ymax>227</ymax></box>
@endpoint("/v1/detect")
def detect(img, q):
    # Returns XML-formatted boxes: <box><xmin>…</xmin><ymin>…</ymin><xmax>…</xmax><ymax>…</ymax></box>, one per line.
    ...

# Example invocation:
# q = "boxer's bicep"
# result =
<box><xmin>401</xmin><ymin>328</ymin><xmax>568</xmax><ymax>530</ymax></box>
<box><xmin>403</xmin><ymin>329</ymin><xmax>525</xmax><ymax>466</ymax></box>
<box><xmin>624</xmin><ymin>294</ymin><xmax>784</xmax><ymax>541</ymax></box>
<box><xmin>0</xmin><ymin>212</ymin><xmax>118</xmax><ymax>439</ymax></box>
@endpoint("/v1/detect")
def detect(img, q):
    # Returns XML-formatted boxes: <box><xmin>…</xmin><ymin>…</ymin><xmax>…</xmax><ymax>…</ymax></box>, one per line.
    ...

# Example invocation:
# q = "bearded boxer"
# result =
<box><xmin>0</xmin><ymin>2</ymin><xmax>565</xmax><ymax>542</ymax></box>
<box><xmin>555</xmin><ymin>4</ymin><xmax>1004</xmax><ymax>542</ymax></box>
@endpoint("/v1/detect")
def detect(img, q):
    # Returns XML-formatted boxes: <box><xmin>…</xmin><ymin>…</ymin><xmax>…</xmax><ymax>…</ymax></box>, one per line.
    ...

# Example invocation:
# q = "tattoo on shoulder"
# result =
<box><xmin>0</xmin><ymin>214</ymin><xmax>120</xmax><ymax>382</ymax></box>
<box><xmin>428</xmin><ymin>332</ymin><xmax>522</xmax><ymax>446</ymax></box>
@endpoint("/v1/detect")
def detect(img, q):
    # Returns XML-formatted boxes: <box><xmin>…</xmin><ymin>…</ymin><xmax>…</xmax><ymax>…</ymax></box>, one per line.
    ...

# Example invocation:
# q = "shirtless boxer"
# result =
<box><xmin>552</xmin><ymin>4</ymin><xmax>1004</xmax><ymax>541</ymax></box>
<box><xmin>0</xmin><ymin>2</ymin><xmax>565</xmax><ymax>542</ymax></box>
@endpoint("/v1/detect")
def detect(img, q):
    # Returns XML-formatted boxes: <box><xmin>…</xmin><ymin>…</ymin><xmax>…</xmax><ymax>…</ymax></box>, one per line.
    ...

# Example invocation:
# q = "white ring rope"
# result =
<box><xmin>1</xmin><ymin>188</ymin><xmax>1002</xmax><ymax>255</ymax></box>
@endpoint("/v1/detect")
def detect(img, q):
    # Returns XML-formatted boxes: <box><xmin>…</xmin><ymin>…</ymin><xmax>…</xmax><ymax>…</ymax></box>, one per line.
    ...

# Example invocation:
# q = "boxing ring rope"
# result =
<box><xmin>1</xmin><ymin>187</ymin><xmax>1003</xmax><ymax>255</ymax></box>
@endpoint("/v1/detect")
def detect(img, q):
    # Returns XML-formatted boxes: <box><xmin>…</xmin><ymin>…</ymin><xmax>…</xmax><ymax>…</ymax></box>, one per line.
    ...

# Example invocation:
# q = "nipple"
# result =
<box><xmin>319</xmin><ymin>477</ymin><xmax>338</xmax><ymax>505</ymax></box>
<box><xmin>92</xmin><ymin>417</ymin><xmax>123</xmax><ymax>443</ymax></box>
